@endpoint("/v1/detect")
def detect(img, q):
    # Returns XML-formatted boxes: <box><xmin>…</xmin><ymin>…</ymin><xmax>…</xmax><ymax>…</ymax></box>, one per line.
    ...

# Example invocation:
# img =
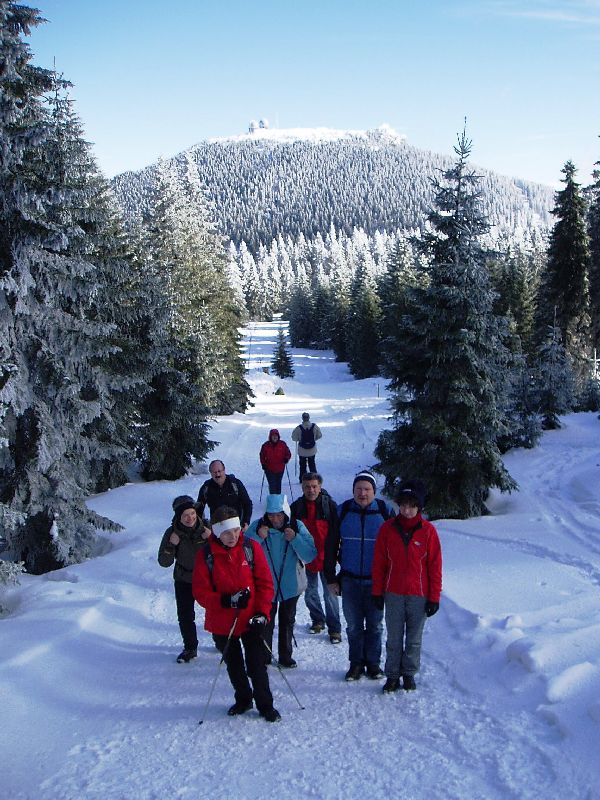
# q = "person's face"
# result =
<box><xmin>270</xmin><ymin>433</ymin><xmax>279</xmax><ymax>443</ymax></box>
<box><xmin>209</xmin><ymin>461</ymin><xmax>226</xmax><ymax>486</ymax></box>
<box><xmin>220</xmin><ymin>526</ymin><xmax>241</xmax><ymax>548</ymax></box>
<box><xmin>399</xmin><ymin>500</ymin><xmax>419</xmax><ymax>519</ymax></box>
<box><xmin>180</xmin><ymin>508</ymin><xmax>197</xmax><ymax>527</ymax></box>
<box><xmin>353</xmin><ymin>480</ymin><xmax>375</xmax><ymax>508</ymax></box>
<box><xmin>267</xmin><ymin>511</ymin><xmax>285</xmax><ymax>529</ymax></box>
<box><xmin>302</xmin><ymin>479</ymin><xmax>321</xmax><ymax>502</ymax></box>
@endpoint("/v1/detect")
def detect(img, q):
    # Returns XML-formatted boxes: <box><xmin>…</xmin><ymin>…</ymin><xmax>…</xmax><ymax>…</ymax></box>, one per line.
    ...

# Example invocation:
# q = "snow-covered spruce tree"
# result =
<box><xmin>588</xmin><ymin>150</ymin><xmax>600</xmax><ymax>351</ymax></box>
<box><xmin>43</xmin><ymin>84</ymin><xmax>153</xmax><ymax>494</ymax></box>
<box><xmin>287</xmin><ymin>283</ymin><xmax>315</xmax><ymax>347</ymax></box>
<box><xmin>378</xmin><ymin>236</ymin><xmax>425</xmax><ymax>379</ymax></box>
<box><xmin>0</xmin><ymin>8</ymin><xmax>125</xmax><ymax>573</ymax></box>
<box><xmin>132</xmin><ymin>219</ymin><xmax>213</xmax><ymax>481</ymax></box>
<box><xmin>375</xmin><ymin>129</ymin><xmax>516</xmax><ymax>519</ymax></box>
<box><xmin>536</xmin><ymin>161</ymin><xmax>591</xmax><ymax>378</ymax></box>
<box><xmin>271</xmin><ymin>327</ymin><xmax>295</xmax><ymax>378</ymax></box>
<box><xmin>144</xmin><ymin>159</ymin><xmax>251</xmax><ymax>418</ymax></box>
<box><xmin>497</xmin><ymin>351</ymin><xmax>542</xmax><ymax>452</ymax></box>
<box><xmin>536</xmin><ymin>325</ymin><xmax>575</xmax><ymax>429</ymax></box>
<box><xmin>345</xmin><ymin>251</ymin><xmax>382</xmax><ymax>378</ymax></box>
<box><xmin>489</xmin><ymin>243</ymin><xmax>539</xmax><ymax>357</ymax></box>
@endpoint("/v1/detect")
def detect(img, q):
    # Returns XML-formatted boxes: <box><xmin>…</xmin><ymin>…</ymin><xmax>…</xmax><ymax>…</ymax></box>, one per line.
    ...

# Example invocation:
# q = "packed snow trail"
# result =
<box><xmin>1</xmin><ymin>321</ymin><xmax>599</xmax><ymax>800</ymax></box>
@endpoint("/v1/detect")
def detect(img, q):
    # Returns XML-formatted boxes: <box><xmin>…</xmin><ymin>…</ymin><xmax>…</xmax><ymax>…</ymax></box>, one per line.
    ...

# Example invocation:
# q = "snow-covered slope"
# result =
<box><xmin>208</xmin><ymin>123</ymin><xmax>407</xmax><ymax>146</ymax></box>
<box><xmin>1</xmin><ymin>322</ymin><xmax>599</xmax><ymax>800</ymax></box>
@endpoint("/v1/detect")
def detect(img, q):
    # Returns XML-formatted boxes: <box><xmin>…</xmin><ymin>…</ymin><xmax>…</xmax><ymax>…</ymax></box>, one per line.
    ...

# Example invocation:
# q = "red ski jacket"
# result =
<box><xmin>192</xmin><ymin>535</ymin><xmax>274</xmax><ymax>636</ymax></box>
<box><xmin>372</xmin><ymin>514</ymin><xmax>442</xmax><ymax>602</ymax></box>
<box><xmin>259</xmin><ymin>430</ymin><xmax>291</xmax><ymax>474</ymax></box>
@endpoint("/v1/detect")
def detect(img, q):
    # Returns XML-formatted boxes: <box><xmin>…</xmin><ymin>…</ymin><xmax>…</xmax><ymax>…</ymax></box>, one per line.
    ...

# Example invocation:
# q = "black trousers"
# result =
<box><xmin>265</xmin><ymin>469</ymin><xmax>284</xmax><ymax>494</ymax></box>
<box><xmin>298</xmin><ymin>455</ymin><xmax>316</xmax><ymax>480</ymax></box>
<box><xmin>265</xmin><ymin>595</ymin><xmax>299</xmax><ymax>662</ymax></box>
<box><xmin>213</xmin><ymin>629</ymin><xmax>274</xmax><ymax>713</ymax></box>
<box><xmin>174</xmin><ymin>580</ymin><xmax>198</xmax><ymax>651</ymax></box>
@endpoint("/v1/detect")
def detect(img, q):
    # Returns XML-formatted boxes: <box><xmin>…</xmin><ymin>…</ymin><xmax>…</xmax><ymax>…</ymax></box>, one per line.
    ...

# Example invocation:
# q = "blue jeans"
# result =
<box><xmin>304</xmin><ymin>570</ymin><xmax>341</xmax><ymax>634</ymax></box>
<box><xmin>384</xmin><ymin>594</ymin><xmax>427</xmax><ymax>678</ymax></box>
<box><xmin>341</xmin><ymin>576</ymin><xmax>383</xmax><ymax>668</ymax></box>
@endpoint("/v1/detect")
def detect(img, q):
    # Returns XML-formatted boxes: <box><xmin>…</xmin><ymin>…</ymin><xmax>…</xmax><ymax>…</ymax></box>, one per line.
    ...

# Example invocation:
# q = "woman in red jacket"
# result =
<box><xmin>192</xmin><ymin>506</ymin><xmax>280</xmax><ymax>722</ymax></box>
<box><xmin>259</xmin><ymin>429</ymin><xmax>291</xmax><ymax>494</ymax></box>
<box><xmin>372</xmin><ymin>481</ymin><xmax>442</xmax><ymax>693</ymax></box>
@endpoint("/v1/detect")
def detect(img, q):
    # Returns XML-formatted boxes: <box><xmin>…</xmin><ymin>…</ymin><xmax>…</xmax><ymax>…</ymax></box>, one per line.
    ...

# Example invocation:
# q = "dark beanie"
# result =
<box><xmin>395</xmin><ymin>480</ymin><xmax>426</xmax><ymax>510</ymax></box>
<box><xmin>172</xmin><ymin>495</ymin><xmax>196</xmax><ymax>518</ymax></box>
<box><xmin>353</xmin><ymin>471</ymin><xmax>376</xmax><ymax>491</ymax></box>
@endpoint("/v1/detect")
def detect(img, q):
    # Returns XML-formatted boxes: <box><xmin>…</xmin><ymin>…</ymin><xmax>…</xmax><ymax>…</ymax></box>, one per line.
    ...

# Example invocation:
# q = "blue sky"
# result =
<box><xmin>28</xmin><ymin>0</ymin><xmax>600</xmax><ymax>187</ymax></box>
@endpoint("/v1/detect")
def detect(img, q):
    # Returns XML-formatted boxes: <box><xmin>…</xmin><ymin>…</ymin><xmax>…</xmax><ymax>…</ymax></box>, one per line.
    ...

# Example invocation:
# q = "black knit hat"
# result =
<box><xmin>172</xmin><ymin>495</ymin><xmax>196</xmax><ymax>518</ymax></box>
<box><xmin>395</xmin><ymin>480</ymin><xmax>426</xmax><ymax>510</ymax></box>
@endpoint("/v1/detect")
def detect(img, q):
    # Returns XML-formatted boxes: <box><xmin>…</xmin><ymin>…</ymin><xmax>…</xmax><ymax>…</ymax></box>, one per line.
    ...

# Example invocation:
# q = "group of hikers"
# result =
<box><xmin>157</xmin><ymin>412</ymin><xmax>442</xmax><ymax>723</ymax></box>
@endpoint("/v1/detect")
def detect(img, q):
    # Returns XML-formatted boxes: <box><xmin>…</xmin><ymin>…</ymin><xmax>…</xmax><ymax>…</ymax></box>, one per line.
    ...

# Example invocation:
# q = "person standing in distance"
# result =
<box><xmin>259</xmin><ymin>428</ymin><xmax>292</xmax><ymax>495</ymax></box>
<box><xmin>291</xmin><ymin>412</ymin><xmax>322</xmax><ymax>481</ymax></box>
<box><xmin>324</xmin><ymin>471</ymin><xmax>392</xmax><ymax>681</ymax></box>
<box><xmin>372</xmin><ymin>480</ymin><xmax>442</xmax><ymax>693</ymax></box>
<box><xmin>196</xmin><ymin>459</ymin><xmax>252</xmax><ymax>531</ymax></box>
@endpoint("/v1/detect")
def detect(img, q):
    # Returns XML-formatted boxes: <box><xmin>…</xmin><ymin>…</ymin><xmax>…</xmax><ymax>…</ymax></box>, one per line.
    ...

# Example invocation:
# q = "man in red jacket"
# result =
<box><xmin>259</xmin><ymin>429</ymin><xmax>292</xmax><ymax>494</ymax></box>
<box><xmin>371</xmin><ymin>480</ymin><xmax>442</xmax><ymax>693</ymax></box>
<box><xmin>192</xmin><ymin>506</ymin><xmax>280</xmax><ymax>722</ymax></box>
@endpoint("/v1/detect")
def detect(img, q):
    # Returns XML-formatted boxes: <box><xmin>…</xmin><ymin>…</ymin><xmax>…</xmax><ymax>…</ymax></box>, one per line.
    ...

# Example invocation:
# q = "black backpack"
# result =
<box><xmin>299</xmin><ymin>423</ymin><xmax>316</xmax><ymax>449</ymax></box>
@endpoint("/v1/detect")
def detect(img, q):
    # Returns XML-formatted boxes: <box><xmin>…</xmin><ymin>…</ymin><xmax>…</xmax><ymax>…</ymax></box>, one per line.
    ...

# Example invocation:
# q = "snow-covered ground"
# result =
<box><xmin>2</xmin><ymin>321</ymin><xmax>599</xmax><ymax>800</ymax></box>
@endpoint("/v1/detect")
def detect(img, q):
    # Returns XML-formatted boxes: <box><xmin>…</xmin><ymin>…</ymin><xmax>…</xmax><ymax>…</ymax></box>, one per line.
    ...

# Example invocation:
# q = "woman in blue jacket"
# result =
<box><xmin>246</xmin><ymin>494</ymin><xmax>317</xmax><ymax>668</ymax></box>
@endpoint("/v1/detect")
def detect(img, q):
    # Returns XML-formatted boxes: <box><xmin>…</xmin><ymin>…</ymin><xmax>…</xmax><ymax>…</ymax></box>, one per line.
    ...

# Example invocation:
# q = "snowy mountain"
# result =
<box><xmin>111</xmin><ymin>126</ymin><xmax>554</xmax><ymax>254</ymax></box>
<box><xmin>1</xmin><ymin>322</ymin><xmax>598</xmax><ymax>800</ymax></box>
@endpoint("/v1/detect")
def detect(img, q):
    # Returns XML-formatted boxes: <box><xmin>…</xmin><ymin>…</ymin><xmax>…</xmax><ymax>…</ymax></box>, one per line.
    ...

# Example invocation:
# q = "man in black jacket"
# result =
<box><xmin>196</xmin><ymin>460</ymin><xmax>253</xmax><ymax>530</ymax></box>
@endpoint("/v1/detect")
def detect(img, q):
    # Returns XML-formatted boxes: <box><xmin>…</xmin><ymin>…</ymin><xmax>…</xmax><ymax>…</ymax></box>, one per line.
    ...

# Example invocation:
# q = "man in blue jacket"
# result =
<box><xmin>324</xmin><ymin>471</ymin><xmax>392</xmax><ymax>681</ymax></box>
<box><xmin>246</xmin><ymin>494</ymin><xmax>317</xmax><ymax>668</ymax></box>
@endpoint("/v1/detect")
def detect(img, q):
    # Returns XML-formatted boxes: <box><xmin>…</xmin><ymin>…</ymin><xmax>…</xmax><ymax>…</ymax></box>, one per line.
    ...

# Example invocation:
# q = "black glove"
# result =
<box><xmin>372</xmin><ymin>595</ymin><xmax>385</xmax><ymax>611</ymax></box>
<box><xmin>221</xmin><ymin>588</ymin><xmax>251</xmax><ymax>609</ymax></box>
<box><xmin>425</xmin><ymin>601</ymin><xmax>439</xmax><ymax>617</ymax></box>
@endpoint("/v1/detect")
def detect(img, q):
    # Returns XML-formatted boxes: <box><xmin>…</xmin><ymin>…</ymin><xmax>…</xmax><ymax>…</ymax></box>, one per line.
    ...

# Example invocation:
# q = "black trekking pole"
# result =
<box><xmin>259</xmin><ymin>472</ymin><xmax>266</xmax><ymax>502</ymax></box>
<box><xmin>285</xmin><ymin>465</ymin><xmax>294</xmax><ymax>501</ymax></box>
<box><xmin>261</xmin><ymin>638</ymin><xmax>305</xmax><ymax>710</ymax></box>
<box><xmin>199</xmin><ymin>613</ymin><xmax>239</xmax><ymax>725</ymax></box>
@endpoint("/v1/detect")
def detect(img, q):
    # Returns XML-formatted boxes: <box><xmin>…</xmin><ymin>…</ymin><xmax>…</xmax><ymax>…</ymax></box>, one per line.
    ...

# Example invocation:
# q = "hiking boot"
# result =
<box><xmin>403</xmin><ymin>674</ymin><xmax>417</xmax><ymax>691</ymax></box>
<box><xmin>329</xmin><ymin>632</ymin><xmax>342</xmax><ymax>644</ymax></box>
<box><xmin>344</xmin><ymin>664</ymin><xmax>365</xmax><ymax>681</ymax></box>
<box><xmin>309</xmin><ymin>622</ymin><xmax>325</xmax><ymax>634</ymax></box>
<box><xmin>278</xmin><ymin>657</ymin><xmax>297</xmax><ymax>669</ymax></box>
<box><xmin>260</xmin><ymin>707</ymin><xmax>282</xmax><ymax>723</ymax></box>
<box><xmin>382</xmin><ymin>678</ymin><xmax>401</xmax><ymax>693</ymax></box>
<box><xmin>366</xmin><ymin>664</ymin><xmax>384</xmax><ymax>680</ymax></box>
<box><xmin>176</xmin><ymin>648</ymin><xmax>197</xmax><ymax>663</ymax></box>
<box><xmin>227</xmin><ymin>700</ymin><xmax>253</xmax><ymax>716</ymax></box>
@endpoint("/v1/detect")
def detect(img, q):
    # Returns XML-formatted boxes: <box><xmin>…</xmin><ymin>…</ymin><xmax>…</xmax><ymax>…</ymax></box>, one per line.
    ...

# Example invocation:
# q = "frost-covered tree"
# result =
<box><xmin>346</xmin><ymin>252</ymin><xmax>381</xmax><ymax>378</ymax></box>
<box><xmin>271</xmin><ymin>327</ymin><xmax>295</xmax><ymax>378</ymax></box>
<box><xmin>143</xmin><ymin>158</ymin><xmax>251</xmax><ymax>417</ymax></box>
<box><xmin>375</xmin><ymin>129</ymin><xmax>516</xmax><ymax>519</ymax></box>
<box><xmin>536</xmin><ymin>325</ymin><xmax>574</xmax><ymax>429</ymax></box>
<box><xmin>588</xmin><ymin>149</ymin><xmax>600</xmax><ymax>351</ymax></box>
<box><xmin>378</xmin><ymin>237</ymin><xmax>424</xmax><ymax>378</ymax></box>
<box><xmin>0</xmin><ymin>7</ymin><xmax>126</xmax><ymax>573</ymax></box>
<box><xmin>536</xmin><ymin>161</ymin><xmax>591</xmax><ymax>376</ymax></box>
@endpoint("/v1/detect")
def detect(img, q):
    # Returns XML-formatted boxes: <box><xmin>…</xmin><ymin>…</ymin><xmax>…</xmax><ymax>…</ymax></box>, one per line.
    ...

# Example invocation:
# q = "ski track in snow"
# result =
<box><xmin>2</xmin><ymin>322</ymin><xmax>599</xmax><ymax>800</ymax></box>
